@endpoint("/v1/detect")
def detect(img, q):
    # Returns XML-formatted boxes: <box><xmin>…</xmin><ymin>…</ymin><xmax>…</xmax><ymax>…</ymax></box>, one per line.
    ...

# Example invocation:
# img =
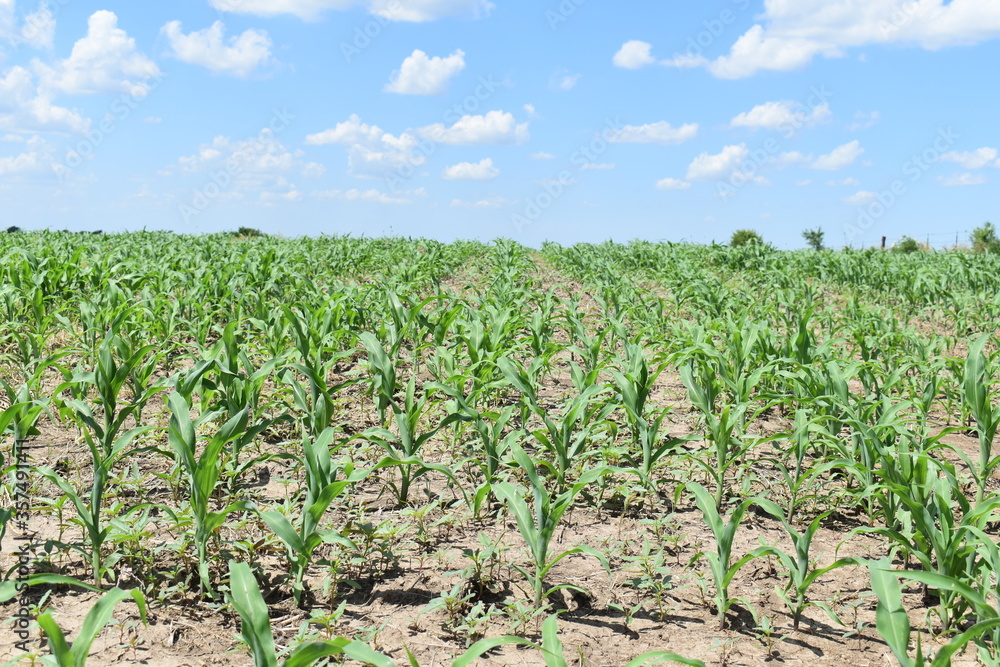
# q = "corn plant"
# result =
<box><xmin>753</xmin><ymin>500</ymin><xmax>855</xmax><ymax>630</ymax></box>
<box><xmin>362</xmin><ymin>378</ymin><xmax>464</xmax><ymax>506</ymax></box>
<box><xmin>260</xmin><ymin>426</ymin><xmax>367</xmax><ymax>606</ymax></box>
<box><xmin>226</xmin><ymin>560</ymin><xmax>395</xmax><ymax>667</ymax></box>
<box><xmin>687</xmin><ymin>482</ymin><xmax>769</xmax><ymax>630</ymax></box>
<box><xmin>37</xmin><ymin>587</ymin><xmax>147</xmax><ymax>667</ymax></box>
<box><xmin>166</xmin><ymin>393</ymin><xmax>256</xmax><ymax>598</ymax></box>
<box><xmin>455</xmin><ymin>614</ymin><xmax>705</xmax><ymax>667</ymax></box>
<box><xmin>958</xmin><ymin>335</ymin><xmax>1000</xmax><ymax>504</ymax></box>
<box><xmin>493</xmin><ymin>443</ymin><xmax>610</xmax><ymax>608</ymax></box>
<box><xmin>869</xmin><ymin>561</ymin><xmax>1000</xmax><ymax>667</ymax></box>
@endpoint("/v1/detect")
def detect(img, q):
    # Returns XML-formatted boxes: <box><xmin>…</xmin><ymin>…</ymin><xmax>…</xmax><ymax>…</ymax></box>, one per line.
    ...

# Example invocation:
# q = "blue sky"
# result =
<box><xmin>1</xmin><ymin>0</ymin><xmax>998</xmax><ymax>248</ymax></box>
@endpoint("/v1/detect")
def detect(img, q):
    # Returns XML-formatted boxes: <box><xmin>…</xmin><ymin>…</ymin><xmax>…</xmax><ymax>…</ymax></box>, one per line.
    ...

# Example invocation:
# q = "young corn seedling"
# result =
<box><xmin>226</xmin><ymin>560</ymin><xmax>395</xmax><ymax>667</ymax></box>
<box><xmin>37</xmin><ymin>587</ymin><xmax>147</xmax><ymax>667</ymax></box>
<box><xmin>260</xmin><ymin>426</ymin><xmax>368</xmax><ymax>606</ymax></box>
<box><xmin>49</xmin><ymin>335</ymin><xmax>163</xmax><ymax>586</ymax></box>
<box><xmin>493</xmin><ymin>443</ymin><xmax>611</xmax><ymax>609</ymax></box>
<box><xmin>612</xmin><ymin>344</ymin><xmax>690</xmax><ymax>495</ymax></box>
<box><xmin>869</xmin><ymin>560</ymin><xmax>1000</xmax><ymax>667</ymax></box>
<box><xmin>166</xmin><ymin>393</ymin><xmax>256</xmax><ymax>599</ymax></box>
<box><xmin>753</xmin><ymin>500</ymin><xmax>856</xmax><ymax>631</ymax></box>
<box><xmin>455</xmin><ymin>614</ymin><xmax>705</xmax><ymax>667</ymax></box>
<box><xmin>687</xmin><ymin>481</ymin><xmax>770</xmax><ymax>630</ymax></box>
<box><xmin>959</xmin><ymin>334</ymin><xmax>1000</xmax><ymax>504</ymax></box>
<box><xmin>363</xmin><ymin>377</ymin><xmax>464</xmax><ymax>506</ymax></box>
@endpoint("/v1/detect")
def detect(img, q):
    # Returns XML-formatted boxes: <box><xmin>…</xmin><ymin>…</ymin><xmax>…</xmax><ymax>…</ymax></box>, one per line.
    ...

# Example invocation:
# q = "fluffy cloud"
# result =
<box><xmin>686</xmin><ymin>144</ymin><xmax>750</xmax><ymax>181</ymax></box>
<box><xmin>939</xmin><ymin>147</ymin><xmax>999</xmax><ymax>169</ymax></box>
<box><xmin>843</xmin><ymin>190</ymin><xmax>877</xmax><ymax>205</ymax></box>
<box><xmin>418</xmin><ymin>110</ymin><xmax>529</xmax><ymax>145</ymax></box>
<box><xmin>847</xmin><ymin>111</ymin><xmax>882</xmax><ymax>131</ymax></box>
<box><xmin>811</xmin><ymin>140</ymin><xmax>864</xmax><ymax>170</ymax></box>
<box><xmin>580</xmin><ymin>162</ymin><xmax>615</xmax><ymax>170</ymax></box>
<box><xmin>306</xmin><ymin>114</ymin><xmax>425</xmax><ymax>178</ymax></box>
<box><xmin>162</xmin><ymin>21</ymin><xmax>273</xmax><ymax>77</ymax></box>
<box><xmin>35</xmin><ymin>11</ymin><xmax>160</xmax><ymax>96</ymax></box>
<box><xmin>1</xmin><ymin>1</ymin><xmax>55</xmax><ymax>49</ymax></box>
<box><xmin>385</xmin><ymin>49</ymin><xmax>465</xmax><ymax>95</ymax></box>
<box><xmin>730</xmin><ymin>100</ymin><xmax>831</xmax><ymax>131</ymax></box>
<box><xmin>450</xmin><ymin>196</ymin><xmax>512</xmax><ymax>208</ymax></box>
<box><xmin>0</xmin><ymin>134</ymin><xmax>56</xmax><ymax>176</ymax></box>
<box><xmin>609</xmin><ymin>120</ymin><xmax>698</xmax><ymax>145</ymax></box>
<box><xmin>0</xmin><ymin>66</ymin><xmax>89</xmax><ymax>134</ymax></box>
<box><xmin>613</xmin><ymin>40</ymin><xmax>656</xmax><ymax>69</ymax></box>
<box><xmin>828</xmin><ymin>177</ymin><xmax>862</xmax><ymax>186</ymax></box>
<box><xmin>655</xmin><ymin>177</ymin><xmax>690</xmax><ymax>190</ymax></box>
<box><xmin>531</xmin><ymin>151</ymin><xmax>554</xmax><ymax>160</ymax></box>
<box><xmin>209</xmin><ymin>0</ymin><xmax>494</xmax><ymax>22</ymax></box>
<box><xmin>665</xmin><ymin>0</ymin><xmax>1000</xmax><ymax>79</ymax></box>
<box><xmin>550</xmin><ymin>69</ymin><xmax>580</xmax><ymax>91</ymax></box>
<box><xmin>314</xmin><ymin>187</ymin><xmax>425</xmax><ymax>203</ymax></box>
<box><xmin>442</xmin><ymin>157</ymin><xmax>498</xmax><ymax>180</ymax></box>
<box><xmin>938</xmin><ymin>172</ymin><xmax>988</xmax><ymax>186</ymax></box>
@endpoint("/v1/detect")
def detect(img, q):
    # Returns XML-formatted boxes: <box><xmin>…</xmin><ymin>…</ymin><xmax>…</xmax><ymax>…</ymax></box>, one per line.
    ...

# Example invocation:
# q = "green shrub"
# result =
<box><xmin>730</xmin><ymin>229</ymin><xmax>763</xmax><ymax>247</ymax></box>
<box><xmin>971</xmin><ymin>222</ymin><xmax>1000</xmax><ymax>254</ymax></box>
<box><xmin>802</xmin><ymin>227</ymin><xmax>825</xmax><ymax>251</ymax></box>
<box><xmin>894</xmin><ymin>236</ymin><xmax>921</xmax><ymax>253</ymax></box>
<box><xmin>234</xmin><ymin>227</ymin><xmax>265</xmax><ymax>238</ymax></box>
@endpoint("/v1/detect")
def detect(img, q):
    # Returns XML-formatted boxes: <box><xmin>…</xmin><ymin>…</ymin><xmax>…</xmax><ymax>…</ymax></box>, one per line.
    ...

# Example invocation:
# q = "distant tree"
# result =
<box><xmin>894</xmin><ymin>236</ymin><xmax>921</xmax><ymax>253</ymax></box>
<box><xmin>730</xmin><ymin>229</ymin><xmax>763</xmax><ymax>247</ymax></box>
<box><xmin>235</xmin><ymin>227</ymin><xmax>264</xmax><ymax>238</ymax></box>
<box><xmin>6</xmin><ymin>226</ymin><xmax>20</xmax><ymax>233</ymax></box>
<box><xmin>971</xmin><ymin>222</ymin><xmax>1000</xmax><ymax>253</ymax></box>
<box><xmin>802</xmin><ymin>227</ymin><xmax>825</xmax><ymax>251</ymax></box>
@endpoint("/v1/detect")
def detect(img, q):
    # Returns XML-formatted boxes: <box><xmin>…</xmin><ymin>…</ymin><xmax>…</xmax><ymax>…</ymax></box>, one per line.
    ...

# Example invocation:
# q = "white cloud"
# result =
<box><xmin>847</xmin><ymin>110</ymin><xmax>881</xmax><ymax>130</ymax></box>
<box><xmin>0</xmin><ymin>66</ymin><xmax>90</xmax><ymax>134</ymax></box>
<box><xmin>384</xmin><ymin>49</ymin><xmax>465</xmax><ymax>95</ymax></box>
<box><xmin>0</xmin><ymin>1</ymin><xmax>55</xmax><ymax>49</ymax></box>
<box><xmin>686</xmin><ymin>144</ymin><xmax>750</xmax><ymax>181</ymax></box>
<box><xmin>441</xmin><ymin>157</ymin><xmax>498</xmax><ymax>180</ymax></box>
<box><xmin>550</xmin><ymin>69</ymin><xmax>580</xmax><ymax>91</ymax></box>
<box><xmin>523</xmin><ymin>103</ymin><xmax>539</xmax><ymax>119</ymax></box>
<box><xmin>666</xmin><ymin>0</ymin><xmax>1000</xmax><ymax>79</ymax></box>
<box><xmin>796</xmin><ymin>179</ymin><xmax>813</xmax><ymax>186</ymax></box>
<box><xmin>730</xmin><ymin>100</ymin><xmax>831</xmax><ymax>131</ymax></box>
<box><xmin>144</xmin><ymin>116</ymin><xmax>162</xmax><ymax>124</ymax></box>
<box><xmin>843</xmin><ymin>190</ymin><xmax>877</xmax><ymax>205</ymax></box>
<box><xmin>260</xmin><ymin>187</ymin><xmax>302</xmax><ymax>204</ymax></box>
<box><xmin>811</xmin><ymin>140</ymin><xmax>863</xmax><ymax>170</ymax></box>
<box><xmin>609</xmin><ymin>120</ymin><xmax>698</xmax><ymax>145</ymax></box>
<box><xmin>581</xmin><ymin>162</ymin><xmax>615</xmax><ymax>170</ymax></box>
<box><xmin>656</xmin><ymin>177</ymin><xmax>690</xmax><ymax>191</ymax></box>
<box><xmin>451</xmin><ymin>196</ymin><xmax>512</xmax><ymax>208</ymax></box>
<box><xmin>531</xmin><ymin>151</ymin><xmax>555</xmax><ymax>160</ymax></box>
<box><xmin>305</xmin><ymin>114</ymin><xmax>425</xmax><ymax>178</ymax></box>
<box><xmin>161</xmin><ymin>21</ymin><xmax>273</xmax><ymax>77</ymax></box>
<box><xmin>828</xmin><ymin>177</ymin><xmax>861</xmax><ymax>186</ymax></box>
<box><xmin>315</xmin><ymin>187</ymin><xmax>424</xmax><ymax>204</ymax></box>
<box><xmin>0</xmin><ymin>134</ymin><xmax>56</xmax><ymax>176</ymax></box>
<box><xmin>939</xmin><ymin>147</ymin><xmax>999</xmax><ymax>169</ymax></box>
<box><xmin>938</xmin><ymin>172</ymin><xmax>988</xmax><ymax>186</ymax></box>
<box><xmin>35</xmin><ymin>11</ymin><xmax>160</xmax><ymax>96</ymax></box>
<box><xmin>209</xmin><ymin>0</ymin><xmax>494</xmax><ymax>22</ymax></box>
<box><xmin>418</xmin><ymin>110</ymin><xmax>528</xmax><ymax>145</ymax></box>
<box><xmin>613</xmin><ymin>40</ymin><xmax>656</xmax><ymax>69</ymax></box>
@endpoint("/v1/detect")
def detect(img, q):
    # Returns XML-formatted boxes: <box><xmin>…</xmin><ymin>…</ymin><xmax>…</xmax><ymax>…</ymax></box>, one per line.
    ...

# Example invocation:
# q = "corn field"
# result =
<box><xmin>2</xmin><ymin>231</ymin><xmax>1000</xmax><ymax>666</ymax></box>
